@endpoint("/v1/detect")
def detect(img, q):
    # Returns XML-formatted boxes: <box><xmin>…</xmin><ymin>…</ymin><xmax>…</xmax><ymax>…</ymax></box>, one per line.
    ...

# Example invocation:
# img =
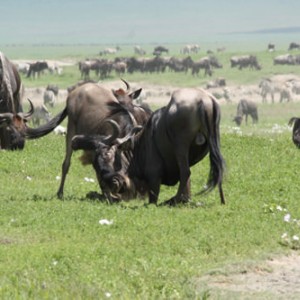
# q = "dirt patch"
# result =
<box><xmin>196</xmin><ymin>253</ymin><xmax>300</xmax><ymax>299</ymax></box>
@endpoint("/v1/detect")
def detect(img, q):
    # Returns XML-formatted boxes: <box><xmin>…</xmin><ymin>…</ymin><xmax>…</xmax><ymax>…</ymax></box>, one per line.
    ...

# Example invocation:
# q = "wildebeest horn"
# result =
<box><xmin>121</xmin><ymin>79</ymin><xmax>130</xmax><ymax>91</ymax></box>
<box><xmin>115</xmin><ymin>125</ymin><xmax>143</xmax><ymax>146</ymax></box>
<box><xmin>103</xmin><ymin>119</ymin><xmax>121</xmax><ymax>144</ymax></box>
<box><xmin>17</xmin><ymin>99</ymin><xmax>34</xmax><ymax>119</ymax></box>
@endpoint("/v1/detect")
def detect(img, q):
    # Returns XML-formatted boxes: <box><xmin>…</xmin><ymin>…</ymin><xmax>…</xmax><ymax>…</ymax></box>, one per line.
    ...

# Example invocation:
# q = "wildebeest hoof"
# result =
<box><xmin>161</xmin><ymin>196</ymin><xmax>190</xmax><ymax>206</ymax></box>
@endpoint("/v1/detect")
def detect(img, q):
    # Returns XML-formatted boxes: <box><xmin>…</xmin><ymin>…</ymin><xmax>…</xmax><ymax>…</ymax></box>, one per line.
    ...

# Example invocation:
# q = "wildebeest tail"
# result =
<box><xmin>25</xmin><ymin>107</ymin><xmax>67</xmax><ymax>139</ymax></box>
<box><xmin>200</xmin><ymin>99</ymin><xmax>225</xmax><ymax>195</ymax></box>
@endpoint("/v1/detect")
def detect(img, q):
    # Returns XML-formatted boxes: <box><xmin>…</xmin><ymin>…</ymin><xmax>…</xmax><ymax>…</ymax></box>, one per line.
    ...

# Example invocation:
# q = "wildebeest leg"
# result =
<box><xmin>165</xmin><ymin>153</ymin><xmax>191</xmax><ymax>206</ymax></box>
<box><xmin>57</xmin><ymin>128</ymin><xmax>74</xmax><ymax>198</ymax></box>
<box><xmin>245</xmin><ymin>114</ymin><xmax>248</xmax><ymax>125</ymax></box>
<box><xmin>148</xmin><ymin>181</ymin><xmax>160</xmax><ymax>205</ymax></box>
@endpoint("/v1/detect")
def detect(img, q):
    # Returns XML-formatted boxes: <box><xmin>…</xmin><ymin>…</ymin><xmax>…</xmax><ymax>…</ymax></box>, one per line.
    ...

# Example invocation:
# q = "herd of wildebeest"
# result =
<box><xmin>1</xmin><ymin>43</ymin><xmax>300</xmax><ymax>205</ymax></box>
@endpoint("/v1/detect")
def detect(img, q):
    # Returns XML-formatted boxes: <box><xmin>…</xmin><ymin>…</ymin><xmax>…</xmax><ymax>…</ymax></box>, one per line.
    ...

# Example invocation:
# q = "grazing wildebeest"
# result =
<box><xmin>0</xmin><ymin>52</ymin><xmax>34</xmax><ymax>150</ymax></box>
<box><xmin>289</xmin><ymin>117</ymin><xmax>300</xmax><ymax>148</ymax></box>
<box><xmin>230</xmin><ymin>55</ymin><xmax>261</xmax><ymax>70</ymax></box>
<box><xmin>71</xmin><ymin>88</ymin><xmax>226</xmax><ymax>205</ymax></box>
<box><xmin>26</xmin><ymin>61</ymin><xmax>49</xmax><ymax>78</ymax></box>
<box><xmin>273</xmin><ymin>54</ymin><xmax>295</xmax><ymax>65</ymax></box>
<box><xmin>233</xmin><ymin>99</ymin><xmax>258</xmax><ymax>126</ymax></box>
<box><xmin>191</xmin><ymin>57</ymin><xmax>212</xmax><ymax>77</ymax></box>
<box><xmin>25</xmin><ymin>81</ymin><xmax>152</xmax><ymax>198</ymax></box>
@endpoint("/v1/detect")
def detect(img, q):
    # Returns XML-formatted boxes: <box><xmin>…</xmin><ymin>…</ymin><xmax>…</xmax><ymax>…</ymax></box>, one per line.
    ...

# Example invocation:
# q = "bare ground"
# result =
<box><xmin>196</xmin><ymin>252</ymin><xmax>300</xmax><ymax>299</ymax></box>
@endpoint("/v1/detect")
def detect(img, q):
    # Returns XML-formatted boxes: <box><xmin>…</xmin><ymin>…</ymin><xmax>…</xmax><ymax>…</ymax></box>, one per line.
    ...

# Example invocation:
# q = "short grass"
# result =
<box><xmin>1</xmin><ymin>101</ymin><xmax>300</xmax><ymax>299</ymax></box>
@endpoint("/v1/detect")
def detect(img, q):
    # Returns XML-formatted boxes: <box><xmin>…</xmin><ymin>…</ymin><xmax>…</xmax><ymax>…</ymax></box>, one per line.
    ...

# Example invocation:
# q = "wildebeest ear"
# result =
<box><xmin>129</xmin><ymin>88</ymin><xmax>142</xmax><ymax>100</ymax></box>
<box><xmin>72</xmin><ymin>135</ymin><xmax>99</xmax><ymax>151</ymax></box>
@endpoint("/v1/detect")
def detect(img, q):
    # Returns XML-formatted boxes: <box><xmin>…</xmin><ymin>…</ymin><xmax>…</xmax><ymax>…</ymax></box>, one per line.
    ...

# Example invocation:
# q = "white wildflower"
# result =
<box><xmin>105</xmin><ymin>292</ymin><xmax>112</xmax><ymax>298</ymax></box>
<box><xmin>56</xmin><ymin>176</ymin><xmax>61</xmax><ymax>180</ymax></box>
<box><xmin>84</xmin><ymin>177</ymin><xmax>95</xmax><ymax>183</ymax></box>
<box><xmin>26</xmin><ymin>176</ymin><xmax>32</xmax><ymax>181</ymax></box>
<box><xmin>292</xmin><ymin>235</ymin><xmax>299</xmax><ymax>241</ymax></box>
<box><xmin>276</xmin><ymin>205</ymin><xmax>283</xmax><ymax>211</ymax></box>
<box><xmin>281</xmin><ymin>232</ymin><xmax>288</xmax><ymax>239</ymax></box>
<box><xmin>99</xmin><ymin>219</ymin><xmax>113</xmax><ymax>225</ymax></box>
<box><xmin>284</xmin><ymin>214</ymin><xmax>291</xmax><ymax>222</ymax></box>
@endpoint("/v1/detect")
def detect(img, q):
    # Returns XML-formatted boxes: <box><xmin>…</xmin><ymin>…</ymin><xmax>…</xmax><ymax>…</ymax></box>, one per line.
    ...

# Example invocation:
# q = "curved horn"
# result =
<box><xmin>17</xmin><ymin>99</ymin><xmax>34</xmax><ymax>120</ymax></box>
<box><xmin>23</xmin><ymin>99</ymin><xmax>34</xmax><ymax>119</ymax></box>
<box><xmin>103</xmin><ymin>119</ymin><xmax>121</xmax><ymax>144</ymax></box>
<box><xmin>121</xmin><ymin>79</ymin><xmax>130</xmax><ymax>91</ymax></box>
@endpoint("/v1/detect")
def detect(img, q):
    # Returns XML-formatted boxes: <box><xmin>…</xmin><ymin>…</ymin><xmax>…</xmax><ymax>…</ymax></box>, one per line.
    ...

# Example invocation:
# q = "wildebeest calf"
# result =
<box><xmin>233</xmin><ymin>99</ymin><xmax>258</xmax><ymax>126</ymax></box>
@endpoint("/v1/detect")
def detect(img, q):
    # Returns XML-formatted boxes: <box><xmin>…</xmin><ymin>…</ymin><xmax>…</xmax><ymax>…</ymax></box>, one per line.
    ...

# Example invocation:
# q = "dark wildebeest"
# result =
<box><xmin>288</xmin><ymin>42</ymin><xmax>300</xmax><ymax>51</ymax></box>
<box><xmin>191</xmin><ymin>57</ymin><xmax>212</xmax><ymax>77</ymax></box>
<box><xmin>71</xmin><ymin>88</ymin><xmax>226</xmax><ymax>205</ymax></box>
<box><xmin>26</xmin><ymin>61</ymin><xmax>49</xmax><ymax>78</ymax></box>
<box><xmin>153</xmin><ymin>46</ymin><xmax>169</xmax><ymax>56</ymax></box>
<box><xmin>288</xmin><ymin>117</ymin><xmax>300</xmax><ymax>148</ymax></box>
<box><xmin>233</xmin><ymin>99</ymin><xmax>258</xmax><ymax>126</ymax></box>
<box><xmin>267</xmin><ymin>43</ymin><xmax>275</xmax><ymax>52</ymax></box>
<box><xmin>0</xmin><ymin>52</ymin><xmax>34</xmax><ymax>150</ymax></box>
<box><xmin>230</xmin><ymin>55</ymin><xmax>261</xmax><ymax>70</ymax></box>
<box><xmin>25</xmin><ymin>81</ymin><xmax>152</xmax><ymax>198</ymax></box>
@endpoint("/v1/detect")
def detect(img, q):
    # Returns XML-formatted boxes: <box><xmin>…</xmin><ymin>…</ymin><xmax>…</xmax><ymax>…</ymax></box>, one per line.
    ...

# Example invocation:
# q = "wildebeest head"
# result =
<box><xmin>0</xmin><ymin>99</ymin><xmax>34</xmax><ymax>150</ymax></box>
<box><xmin>112</xmin><ymin>79</ymin><xmax>142</xmax><ymax>107</ymax></box>
<box><xmin>71</xmin><ymin>120</ymin><xmax>140</xmax><ymax>201</ymax></box>
<box><xmin>289</xmin><ymin>117</ymin><xmax>300</xmax><ymax>148</ymax></box>
<box><xmin>233</xmin><ymin>115</ymin><xmax>243</xmax><ymax>126</ymax></box>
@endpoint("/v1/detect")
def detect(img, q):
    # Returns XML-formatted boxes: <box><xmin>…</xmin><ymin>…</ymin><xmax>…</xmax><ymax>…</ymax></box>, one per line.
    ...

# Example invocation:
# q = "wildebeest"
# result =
<box><xmin>153</xmin><ymin>46</ymin><xmax>169</xmax><ymax>56</ymax></box>
<box><xmin>31</xmin><ymin>104</ymin><xmax>51</xmax><ymax>127</ymax></box>
<box><xmin>288</xmin><ymin>42</ymin><xmax>300</xmax><ymax>51</ymax></box>
<box><xmin>233</xmin><ymin>99</ymin><xmax>258</xmax><ymax>126</ymax></box>
<box><xmin>267</xmin><ymin>43</ymin><xmax>275</xmax><ymax>52</ymax></box>
<box><xmin>259</xmin><ymin>79</ymin><xmax>275</xmax><ymax>103</ymax></box>
<box><xmin>26</xmin><ymin>61</ymin><xmax>49</xmax><ymax>78</ymax></box>
<box><xmin>273</xmin><ymin>54</ymin><xmax>295</xmax><ymax>65</ymax></box>
<box><xmin>43</xmin><ymin>89</ymin><xmax>56</xmax><ymax>107</ymax></box>
<box><xmin>230</xmin><ymin>55</ymin><xmax>261</xmax><ymax>70</ymax></box>
<box><xmin>288</xmin><ymin>117</ymin><xmax>300</xmax><ymax>148</ymax></box>
<box><xmin>0</xmin><ymin>52</ymin><xmax>34</xmax><ymax>150</ymax></box>
<box><xmin>191</xmin><ymin>57</ymin><xmax>212</xmax><ymax>76</ymax></box>
<box><xmin>71</xmin><ymin>88</ymin><xmax>226</xmax><ymax>205</ymax></box>
<box><xmin>25</xmin><ymin>81</ymin><xmax>151</xmax><ymax>198</ymax></box>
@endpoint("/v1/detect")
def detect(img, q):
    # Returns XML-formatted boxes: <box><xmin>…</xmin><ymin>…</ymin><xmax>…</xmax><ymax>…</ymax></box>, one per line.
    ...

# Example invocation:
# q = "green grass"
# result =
<box><xmin>1</xmin><ymin>101</ymin><xmax>300</xmax><ymax>299</ymax></box>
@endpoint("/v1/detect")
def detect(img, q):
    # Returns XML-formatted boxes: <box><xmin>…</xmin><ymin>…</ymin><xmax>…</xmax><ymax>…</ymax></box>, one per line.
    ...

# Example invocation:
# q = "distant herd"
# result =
<box><xmin>1</xmin><ymin>42</ymin><xmax>300</xmax><ymax>205</ymax></box>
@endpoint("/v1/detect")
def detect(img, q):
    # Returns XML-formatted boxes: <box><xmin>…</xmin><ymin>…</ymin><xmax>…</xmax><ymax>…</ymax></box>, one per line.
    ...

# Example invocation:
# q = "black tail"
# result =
<box><xmin>199</xmin><ymin>99</ymin><xmax>226</xmax><ymax>204</ymax></box>
<box><xmin>25</xmin><ymin>107</ymin><xmax>68</xmax><ymax>139</ymax></box>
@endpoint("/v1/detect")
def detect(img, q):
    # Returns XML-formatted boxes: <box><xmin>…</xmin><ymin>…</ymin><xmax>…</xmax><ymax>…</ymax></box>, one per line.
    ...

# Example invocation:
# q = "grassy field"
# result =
<box><xmin>0</xmin><ymin>45</ymin><xmax>300</xmax><ymax>298</ymax></box>
<box><xmin>1</xmin><ymin>100</ymin><xmax>300</xmax><ymax>299</ymax></box>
